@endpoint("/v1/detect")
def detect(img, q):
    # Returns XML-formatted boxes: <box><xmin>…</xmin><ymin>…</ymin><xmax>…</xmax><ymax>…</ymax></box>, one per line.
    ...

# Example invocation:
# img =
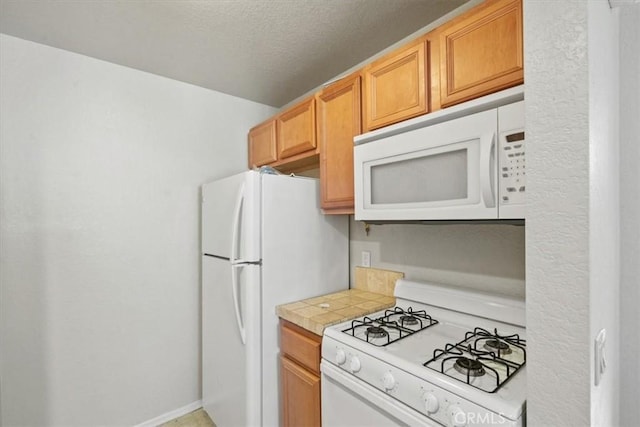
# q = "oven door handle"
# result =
<box><xmin>320</xmin><ymin>361</ymin><xmax>437</xmax><ymax>427</ymax></box>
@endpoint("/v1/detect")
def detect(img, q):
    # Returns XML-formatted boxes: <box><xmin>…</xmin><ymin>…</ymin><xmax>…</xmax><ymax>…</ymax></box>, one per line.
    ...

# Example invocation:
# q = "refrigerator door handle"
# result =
<box><xmin>230</xmin><ymin>182</ymin><xmax>245</xmax><ymax>264</ymax></box>
<box><xmin>231</xmin><ymin>263</ymin><xmax>246</xmax><ymax>345</ymax></box>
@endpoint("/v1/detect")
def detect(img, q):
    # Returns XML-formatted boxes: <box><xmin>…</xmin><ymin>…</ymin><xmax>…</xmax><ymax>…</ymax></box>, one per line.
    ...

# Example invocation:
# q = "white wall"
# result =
<box><xmin>619</xmin><ymin>4</ymin><xmax>640</xmax><ymax>426</ymax></box>
<box><xmin>588</xmin><ymin>2</ymin><xmax>620</xmax><ymax>425</ymax></box>
<box><xmin>525</xmin><ymin>0</ymin><xmax>624</xmax><ymax>425</ymax></box>
<box><xmin>349</xmin><ymin>219</ymin><xmax>525</xmax><ymax>298</ymax></box>
<box><xmin>524</xmin><ymin>1</ymin><xmax>591</xmax><ymax>424</ymax></box>
<box><xmin>0</xmin><ymin>34</ymin><xmax>276</xmax><ymax>426</ymax></box>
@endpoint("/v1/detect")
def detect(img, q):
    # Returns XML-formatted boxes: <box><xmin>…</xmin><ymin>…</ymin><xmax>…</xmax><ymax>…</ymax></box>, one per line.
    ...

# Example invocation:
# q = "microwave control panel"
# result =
<box><xmin>498</xmin><ymin>100</ymin><xmax>525</xmax><ymax>219</ymax></box>
<box><xmin>499</xmin><ymin>130</ymin><xmax>525</xmax><ymax>205</ymax></box>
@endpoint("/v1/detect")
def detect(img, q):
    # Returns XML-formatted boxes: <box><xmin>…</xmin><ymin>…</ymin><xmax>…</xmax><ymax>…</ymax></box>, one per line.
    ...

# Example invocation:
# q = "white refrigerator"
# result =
<box><xmin>201</xmin><ymin>170</ymin><xmax>348</xmax><ymax>427</ymax></box>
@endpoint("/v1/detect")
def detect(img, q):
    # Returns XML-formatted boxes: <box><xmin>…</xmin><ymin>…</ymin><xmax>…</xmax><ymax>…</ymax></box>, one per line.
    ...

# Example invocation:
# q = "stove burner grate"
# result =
<box><xmin>423</xmin><ymin>327</ymin><xmax>526</xmax><ymax>393</ymax></box>
<box><xmin>341</xmin><ymin>307</ymin><xmax>438</xmax><ymax>347</ymax></box>
<box><xmin>384</xmin><ymin>307</ymin><xmax>438</xmax><ymax>331</ymax></box>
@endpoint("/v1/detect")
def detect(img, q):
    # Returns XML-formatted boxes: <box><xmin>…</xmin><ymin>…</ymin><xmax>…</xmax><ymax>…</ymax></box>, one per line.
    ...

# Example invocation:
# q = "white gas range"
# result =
<box><xmin>321</xmin><ymin>279</ymin><xmax>526</xmax><ymax>427</ymax></box>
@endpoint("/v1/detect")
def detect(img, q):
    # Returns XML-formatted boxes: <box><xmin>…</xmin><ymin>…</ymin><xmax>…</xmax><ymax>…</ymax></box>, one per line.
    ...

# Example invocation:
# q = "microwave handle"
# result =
<box><xmin>480</xmin><ymin>131</ymin><xmax>496</xmax><ymax>208</ymax></box>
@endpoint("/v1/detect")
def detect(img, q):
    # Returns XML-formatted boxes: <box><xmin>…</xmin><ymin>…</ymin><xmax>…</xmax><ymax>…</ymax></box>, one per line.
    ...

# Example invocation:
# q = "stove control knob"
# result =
<box><xmin>423</xmin><ymin>393</ymin><xmax>439</xmax><ymax>413</ymax></box>
<box><xmin>382</xmin><ymin>372</ymin><xmax>396</xmax><ymax>391</ymax></box>
<box><xmin>335</xmin><ymin>349</ymin><xmax>346</xmax><ymax>365</ymax></box>
<box><xmin>449</xmin><ymin>405</ymin><xmax>467</xmax><ymax>427</ymax></box>
<box><xmin>350</xmin><ymin>356</ymin><xmax>361</xmax><ymax>373</ymax></box>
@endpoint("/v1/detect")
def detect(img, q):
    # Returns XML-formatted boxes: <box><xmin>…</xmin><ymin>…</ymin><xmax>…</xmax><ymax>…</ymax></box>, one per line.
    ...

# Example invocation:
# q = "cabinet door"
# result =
<box><xmin>439</xmin><ymin>0</ymin><xmax>523</xmax><ymax>107</ymax></box>
<box><xmin>277</xmin><ymin>97</ymin><xmax>317</xmax><ymax>159</ymax></box>
<box><xmin>248</xmin><ymin>119</ymin><xmax>277</xmax><ymax>168</ymax></box>
<box><xmin>363</xmin><ymin>38</ymin><xmax>428</xmax><ymax>131</ymax></box>
<box><xmin>281</xmin><ymin>355</ymin><xmax>321</xmax><ymax>427</ymax></box>
<box><xmin>318</xmin><ymin>74</ymin><xmax>361</xmax><ymax>213</ymax></box>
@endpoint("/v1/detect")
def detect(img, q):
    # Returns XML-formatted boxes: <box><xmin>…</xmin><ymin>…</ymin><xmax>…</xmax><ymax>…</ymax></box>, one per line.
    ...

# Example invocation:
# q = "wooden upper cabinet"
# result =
<box><xmin>363</xmin><ymin>38</ymin><xmax>428</xmax><ymax>131</ymax></box>
<box><xmin>247</xmin><ymin>0</ymin><xmax>525</xmax><ymax>178</ymax></box>
<box><xmin>248</xmin><ymin>119</ymin><xmax>277</xmax><ymax>168</ymax></box>
<box><xmin>277</xmin><ymin>97</ymin><xmax>317</xmax><ymax>160</ymax></box>
<box><xmin>318</xmin><ymin>74</ymin><xmax>361</xmax><ymax>213</ymax></box>
<box><xmin>438</xmin><ymin>0</ymin><xmax>523</xmax><ymax>108</ymax></box>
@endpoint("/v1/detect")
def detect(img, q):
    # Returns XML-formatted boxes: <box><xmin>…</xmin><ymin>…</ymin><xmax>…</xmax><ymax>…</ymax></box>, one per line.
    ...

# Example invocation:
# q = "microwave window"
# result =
<box><xmin>371</xmin><ymin>149</ymin><xmax>468</xmax><ymax>204</ymax></box>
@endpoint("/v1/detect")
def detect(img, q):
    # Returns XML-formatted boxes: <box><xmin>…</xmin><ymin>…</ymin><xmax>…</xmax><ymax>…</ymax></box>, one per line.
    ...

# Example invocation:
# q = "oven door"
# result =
<box><xmin>354</xmin><ymin>108</ymin><xmax>498</xmax><ymax>221</ymax></box>
<box><xmin>321</xmin><ymin>361</ymin><xmax>436</xmax><ymax>427</ymax></box>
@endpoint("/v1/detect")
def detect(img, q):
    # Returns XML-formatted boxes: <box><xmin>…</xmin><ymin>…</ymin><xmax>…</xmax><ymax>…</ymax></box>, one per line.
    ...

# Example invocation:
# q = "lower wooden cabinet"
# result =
<box><xmin>281</xmin><ymin>355</ymin><xmax>321</xmax><ymax>427</ymax></box>
<box><xmin>280</xmin><ymin>320</ymin><xmax>322</xmax><ymax>427</ymax></box>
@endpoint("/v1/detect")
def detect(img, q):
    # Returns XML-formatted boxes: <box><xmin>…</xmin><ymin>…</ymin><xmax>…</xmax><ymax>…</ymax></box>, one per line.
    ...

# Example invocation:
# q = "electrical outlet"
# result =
<box><xmin>361</xmin><ymin>251</ymin><xmax>371</xmax><ymax>267</ymax></box>
<box><xmin>594</xmin><ymin>329</ymin><xmax>607</xmax><ymax>386</ymax></box>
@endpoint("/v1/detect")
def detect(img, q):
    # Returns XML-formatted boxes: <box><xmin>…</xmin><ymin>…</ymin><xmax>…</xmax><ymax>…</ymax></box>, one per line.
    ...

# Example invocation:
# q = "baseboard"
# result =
<box><xmin>134</xmin><ymin>400</ymin><xmax>203</xmax><ymax>427</ymax></box>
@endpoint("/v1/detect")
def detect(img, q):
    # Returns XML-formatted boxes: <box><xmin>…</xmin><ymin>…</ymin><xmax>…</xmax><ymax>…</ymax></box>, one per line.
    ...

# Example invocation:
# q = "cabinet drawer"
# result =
<box><xmin>280</xmin><ymin>320</ymin><xmax>321</xmax><ymax>374</ymax></box>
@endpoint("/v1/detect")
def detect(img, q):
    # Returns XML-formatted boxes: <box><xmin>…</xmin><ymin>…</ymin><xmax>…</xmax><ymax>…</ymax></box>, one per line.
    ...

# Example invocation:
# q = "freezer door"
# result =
<box><xmin>202</xmin><ymin>171</ymin><xmax>260</xmax><ymax>262</ymax></box>
<box><xmin>202</xmin><ymin>256</ymin><xmax>261</xmax><ymax>426</ymax></box>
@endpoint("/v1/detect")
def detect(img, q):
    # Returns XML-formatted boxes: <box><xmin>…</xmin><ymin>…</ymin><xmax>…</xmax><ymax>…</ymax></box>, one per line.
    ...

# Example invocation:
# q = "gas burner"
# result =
<box><xmin>484</xmin><ymin>339</ymin><xmax>512</xmax><ymax>355</ymax></box>
<box><xmin>454</xmin><ymin>357</ymin><xmax>485</xmax><ymax>377</ymax></box>
<box><xmin>399</xmin><ymin>315</ymin><xmax>419</xmax><ymax>326</ymax></box>
<box><xmin>366</xmin><ymin>326</ymin><xmax>388</xmax><ymax>339</ymax></box>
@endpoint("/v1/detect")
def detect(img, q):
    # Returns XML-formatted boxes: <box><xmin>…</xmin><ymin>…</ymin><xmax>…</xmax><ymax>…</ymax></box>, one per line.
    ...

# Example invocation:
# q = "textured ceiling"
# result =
<box><xmin>0</xmin><ymin>0</ymin><xmax>468</xmax><ymax>107</ymax></box>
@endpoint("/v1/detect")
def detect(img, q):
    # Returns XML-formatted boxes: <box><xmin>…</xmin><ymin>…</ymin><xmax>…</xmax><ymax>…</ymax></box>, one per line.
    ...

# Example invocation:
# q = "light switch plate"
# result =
<box><xmin>594</xmin><ymin>328</ymin><xmax>607</xmax><ymax>386</ymax></box>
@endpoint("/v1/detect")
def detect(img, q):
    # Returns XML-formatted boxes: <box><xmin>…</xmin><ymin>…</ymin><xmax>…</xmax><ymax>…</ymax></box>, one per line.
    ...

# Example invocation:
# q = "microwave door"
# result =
<box><xmin>355</xmin><ymin>107</ymin><xmax>499</xmax><ymax>221</ymax></box>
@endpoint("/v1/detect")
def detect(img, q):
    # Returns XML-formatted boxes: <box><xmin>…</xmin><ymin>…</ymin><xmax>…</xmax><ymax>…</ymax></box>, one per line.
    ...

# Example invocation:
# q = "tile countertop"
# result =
<box><xmin>276</xmin><ymin>289</ymin><xmax>396</xmax><ymax>336</ymax></box>
<box><xmin>276</xmin><ymin>267</ymin><xmax>403</xmax><ymax>336</ymax></box>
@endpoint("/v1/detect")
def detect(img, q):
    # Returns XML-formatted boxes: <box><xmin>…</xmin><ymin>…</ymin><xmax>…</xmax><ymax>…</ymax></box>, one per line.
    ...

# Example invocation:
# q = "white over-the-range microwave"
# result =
<box><xmin>354</xmin><ymin>87</ymin><xmax>525</xmax><ymax>222</ymax></box>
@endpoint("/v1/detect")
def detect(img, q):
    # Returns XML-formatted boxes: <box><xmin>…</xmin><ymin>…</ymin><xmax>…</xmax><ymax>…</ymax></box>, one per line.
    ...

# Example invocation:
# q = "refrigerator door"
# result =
<box><xmin>202</xmin><ymin>255</ymin><xmax>261</xmax><ymax>426</ymax></box>
<box><xmin>259</xmin><ymin>174</ymin><xmax>349</xmax><ymax>427</ymax></box>
<box><xmin>202</xmin><ymin>171</ymin><xmax>260</xmax><ymax>262</ymax></box>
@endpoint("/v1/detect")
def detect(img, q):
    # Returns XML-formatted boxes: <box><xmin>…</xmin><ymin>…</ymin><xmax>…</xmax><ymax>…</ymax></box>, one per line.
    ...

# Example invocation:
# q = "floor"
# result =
<box><xmin>160</xmin><ymin>409</ymin><xmax>215</xmax><ymax>427</ymax></box>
